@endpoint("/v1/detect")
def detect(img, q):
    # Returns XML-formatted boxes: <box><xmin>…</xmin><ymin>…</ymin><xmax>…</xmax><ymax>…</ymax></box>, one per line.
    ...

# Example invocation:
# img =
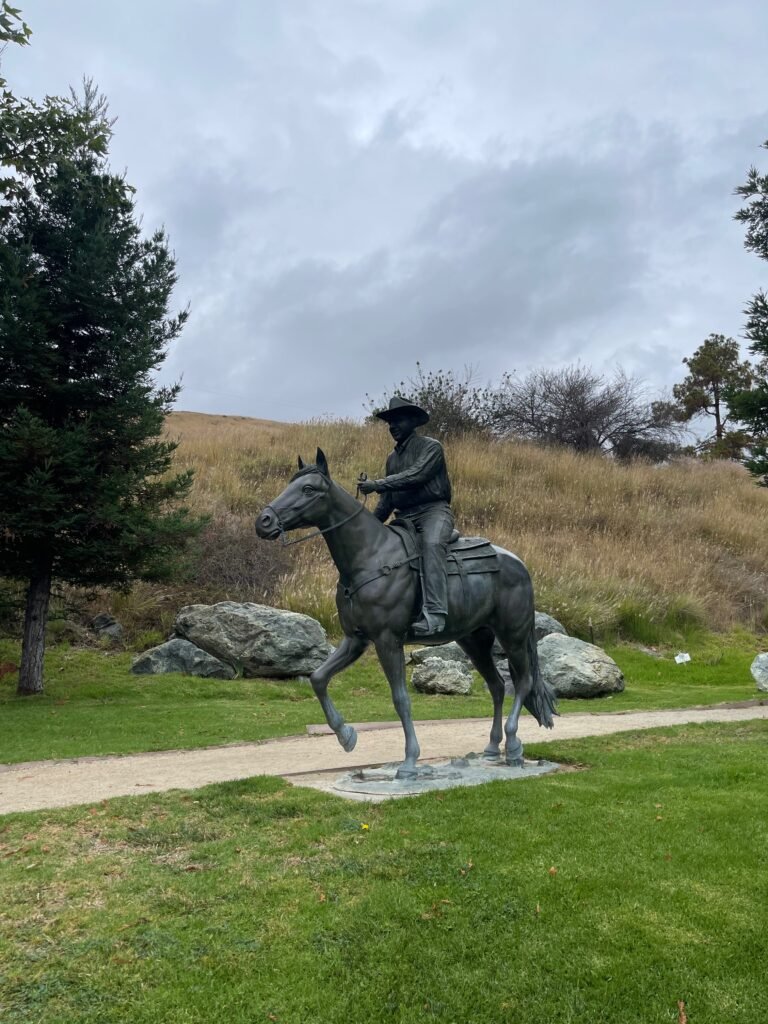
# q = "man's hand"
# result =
<box><xmin>358</xmin><ymin>478</ymin><xmax>378</xmax><ymax>496</ymax></box>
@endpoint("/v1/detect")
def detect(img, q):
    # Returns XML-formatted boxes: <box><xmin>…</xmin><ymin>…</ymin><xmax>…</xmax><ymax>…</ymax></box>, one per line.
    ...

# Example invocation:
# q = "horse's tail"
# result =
<box><xmin>522</xmin><ymin>626</ymin><xmax>559</xmax><ymax>728</ymax></box>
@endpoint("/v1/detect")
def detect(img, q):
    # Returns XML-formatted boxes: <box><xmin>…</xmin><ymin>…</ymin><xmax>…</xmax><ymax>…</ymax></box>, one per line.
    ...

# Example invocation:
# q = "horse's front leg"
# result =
<box><xmin>310</xmin><ymin>634</ymin><xmax>369</xmax><ymax>752</ymax></box>
<box><xmin>374</xmin><ymin>632</ymin><xmax>421</xmax><ymax>779</ymax></box>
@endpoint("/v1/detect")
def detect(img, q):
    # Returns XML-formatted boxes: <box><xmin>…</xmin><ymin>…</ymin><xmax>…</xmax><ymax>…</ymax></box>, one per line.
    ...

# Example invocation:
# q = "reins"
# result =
<box><xmin>265</xmin><ymin>491</ymin><xmax>365</xmax><ymax>547</ymax></box>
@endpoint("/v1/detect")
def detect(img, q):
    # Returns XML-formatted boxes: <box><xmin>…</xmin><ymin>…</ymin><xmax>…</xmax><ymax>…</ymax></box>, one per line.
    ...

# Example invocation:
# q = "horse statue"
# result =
<box><xmin>256</xmin><ymin>448</ymin><xmax>557</xmax><ymax>779</ymax></box>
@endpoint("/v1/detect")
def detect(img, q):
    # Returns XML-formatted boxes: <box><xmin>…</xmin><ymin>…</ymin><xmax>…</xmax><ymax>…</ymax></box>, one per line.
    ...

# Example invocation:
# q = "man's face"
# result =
<box><xmin>388</xmin><ymin>412</ymin><xmax>418</xmax><ymax>444</ymax></box>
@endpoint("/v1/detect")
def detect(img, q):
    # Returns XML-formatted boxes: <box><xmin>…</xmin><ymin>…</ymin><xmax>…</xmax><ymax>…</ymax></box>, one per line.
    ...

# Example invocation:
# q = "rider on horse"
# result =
<box><xmin>358</xmin><ymin>396</ymin><xmax>454</xmax><ymax>637</ymax></box>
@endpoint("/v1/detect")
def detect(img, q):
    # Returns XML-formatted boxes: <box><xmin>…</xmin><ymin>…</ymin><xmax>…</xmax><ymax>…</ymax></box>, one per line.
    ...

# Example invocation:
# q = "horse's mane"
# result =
<box><xmin>289</xmin><ymin>464</ymin><xmax>328</xmax><ymax>483</ymax></box>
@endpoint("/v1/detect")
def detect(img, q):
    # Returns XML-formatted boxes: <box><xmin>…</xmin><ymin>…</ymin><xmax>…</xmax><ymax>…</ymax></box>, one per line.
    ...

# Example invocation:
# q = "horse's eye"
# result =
<box><xmin>302</xmin><ymin>484</ymin><xmax>315</xmax><ymax>495</ymax></box>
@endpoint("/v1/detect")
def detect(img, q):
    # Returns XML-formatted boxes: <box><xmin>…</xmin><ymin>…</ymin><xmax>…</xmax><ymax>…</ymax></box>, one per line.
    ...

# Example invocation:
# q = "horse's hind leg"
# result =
<box><xmin>457</xmin><ymin>627</ymin><xmax>505</xmax><ymax>760</ymax></box>
<box><xmin>309</xmin><ymin>633</ymin><xmax>369</xmax><ymax>752</ymax></box>
<box><xmin>497</xmin><ymin>639</ymin><xmax>533</xmax><ymax>767</ymax></box>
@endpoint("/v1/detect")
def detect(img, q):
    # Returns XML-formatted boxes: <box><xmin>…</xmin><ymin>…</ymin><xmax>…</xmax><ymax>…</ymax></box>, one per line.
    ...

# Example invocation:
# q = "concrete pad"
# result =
<box><xmin>288</xmin><ymin>755</ymin><xmax>563</xmax><ymax>802</ymax></box>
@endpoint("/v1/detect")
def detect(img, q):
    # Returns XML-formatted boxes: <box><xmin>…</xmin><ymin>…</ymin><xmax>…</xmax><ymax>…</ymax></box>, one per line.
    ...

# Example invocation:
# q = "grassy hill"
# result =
<box><xmin>155</xmin><ymin>411</ymin><xmax>768</xmax><ymax>643</ymax></box>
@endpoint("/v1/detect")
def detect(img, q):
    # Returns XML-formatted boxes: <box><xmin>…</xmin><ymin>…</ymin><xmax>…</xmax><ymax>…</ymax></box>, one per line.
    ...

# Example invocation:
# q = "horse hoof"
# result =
<box><xmin>395</xmin><ymin>764</ymin><xmax>418</xmax><ymax>780</ymax></box>
<box><xmin>506</xmin><ymin>757</ymin><xmax>525</xmax><ymax>768</ymax></box>
<box><xmin>338</xmin><ymin>725</ymin><xmax>358</xmax><ymax>752</ymax></box>
<box><xmin>505</xmin><ymin>739</ymin><xmax>524</xmax><ymax>764</ymax></box>
<box><xmin>483</xmin><ymin>746</ymin><xmax>501</xmax><ymax>762</ymax></box>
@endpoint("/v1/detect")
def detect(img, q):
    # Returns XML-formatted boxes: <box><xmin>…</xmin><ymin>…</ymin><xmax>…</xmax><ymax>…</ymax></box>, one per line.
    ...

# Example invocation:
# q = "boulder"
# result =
<box><xmin>131</xmin><ymin>639</ymin><xmax>236</xmax><ymax>679</ymax></box>
<box><xmin>537</xmin><ymin>634</ymin><xmax>624</xmax><ymax>698</ymax></box>
<box><xmin>410</xmin><ymin>642</ymin><xmax>470</xmax><ymax>666</ymax></box>
<box><xmin>751</xmin><ymin>653</ymin><xmax>768</xmax><ymax>693</ymax></box>
<box><xmin>534</xmin><ymin>611</ymin><xmax>569</xmax><ymax>642</ymax></box>
<box><xmin>411</xmin><ymin>657</ymin><xmax>473</xmax><ymax>696</ymax></box>
<box><xmin>91</xmin><ymin>613</ymin><xmax>124</xmax><ymax>642</ymax></box>
<box><xmin>173</xmin><ymin>602</ymin><xmax>333</xmax><ymax>678</ymax></box>
<box><xmin>492</xmin><ymin>610</ymin><xmax>568</xmax><ymax>657</ymax></box>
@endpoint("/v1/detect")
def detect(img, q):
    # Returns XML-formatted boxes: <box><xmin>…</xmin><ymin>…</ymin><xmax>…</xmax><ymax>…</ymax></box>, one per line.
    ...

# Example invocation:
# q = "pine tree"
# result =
<box><xmin>729</xmin><ymin>140</ymin><xmax>768</xmax><ymax>483</ymax></box>
<box><xmin>1</xmin><ymin>5</ymin><xmax>109</xmax><ymax>202</ymax></box>
<box><xmin>671</xmin><ymin>334</ymin><xmax>753</xmax><ymax>458</ymax></box>
<box><xmin>1</xmin><ymin>79</ymin><xmax>202</xmax><ymax>694</ymax></box>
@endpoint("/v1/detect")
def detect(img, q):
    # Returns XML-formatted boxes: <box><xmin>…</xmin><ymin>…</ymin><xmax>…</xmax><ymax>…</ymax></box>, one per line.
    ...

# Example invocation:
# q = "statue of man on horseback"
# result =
<box><xmin>255</xmin><ymin>408</ymin><xmax>558</xmax><ymax>779</ymax></box>
<box><xmin>358</xmin><ymin>396</ymin><xmax>453</xmax><ymax>637</ymax></box>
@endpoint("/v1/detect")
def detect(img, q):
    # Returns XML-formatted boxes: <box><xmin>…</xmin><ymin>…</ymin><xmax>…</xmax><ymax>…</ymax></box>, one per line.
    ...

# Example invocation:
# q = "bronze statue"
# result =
<box><xmin>256</xmin><ymin>428</ymin><xmax>558</xmax><ymax>780</ymax></box>
<box><xmin>358</xmin><ymin>396</ymin><xmax>452</xmax><ymax>636</ymax></box>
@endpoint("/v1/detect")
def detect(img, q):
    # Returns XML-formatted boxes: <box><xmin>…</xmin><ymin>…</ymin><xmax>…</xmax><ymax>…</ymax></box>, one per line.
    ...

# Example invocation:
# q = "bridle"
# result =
<box><xmin>262</xmin><ymin>475</ymin><xmax>419</xmax><ymax>598</ymax></box>
<box><xmin>263</xmin><ymin>486</ymin><xmax>364</xmax><ymax>547</ymax></box>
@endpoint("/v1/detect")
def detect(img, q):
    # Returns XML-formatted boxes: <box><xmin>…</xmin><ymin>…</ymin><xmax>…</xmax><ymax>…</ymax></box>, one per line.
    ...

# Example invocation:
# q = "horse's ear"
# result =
<box><xmin>315</xmin><ymin>447</ymin><xmax>329</xmax><ymax>477</ymax></box>
<box><xmin>297</xmin><ymin>455</ymin><xmax>305</xmax><ymax>470</ymax></box>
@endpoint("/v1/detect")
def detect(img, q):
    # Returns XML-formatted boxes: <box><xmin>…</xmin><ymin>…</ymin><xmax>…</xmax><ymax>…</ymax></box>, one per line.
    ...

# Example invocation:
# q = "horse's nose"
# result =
<box><xmin>255</xmin><ymin>508</ymin><xmax>278</xmax><ymax>538</ymax></box>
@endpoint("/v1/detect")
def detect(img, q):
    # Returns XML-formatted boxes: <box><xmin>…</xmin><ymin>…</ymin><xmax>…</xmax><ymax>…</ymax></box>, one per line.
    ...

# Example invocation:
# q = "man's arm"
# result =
<box><xmin>373</xmin><ymin>438</ymin><xmax>444</xmax><ymax>492</ymax></box>
<box><xmin>372</xmin><ymin>490</ymin><xmax>394</xmax><ymax>522</ymax></box>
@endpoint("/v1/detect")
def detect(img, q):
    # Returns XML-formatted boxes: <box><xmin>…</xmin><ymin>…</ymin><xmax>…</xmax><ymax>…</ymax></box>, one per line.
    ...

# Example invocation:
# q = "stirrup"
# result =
<box><xmin>411</xmin><ymin>613</ymin><xmax>446</xmax><ymax>637</ymax></box>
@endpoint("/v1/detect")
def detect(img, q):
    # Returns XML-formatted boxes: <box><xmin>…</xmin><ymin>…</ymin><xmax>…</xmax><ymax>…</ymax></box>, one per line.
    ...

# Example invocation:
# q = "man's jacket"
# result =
<box><xmin>372</xmin><ymin>433</ymin><xmax>452</xmax><ymax>520</ymax></box>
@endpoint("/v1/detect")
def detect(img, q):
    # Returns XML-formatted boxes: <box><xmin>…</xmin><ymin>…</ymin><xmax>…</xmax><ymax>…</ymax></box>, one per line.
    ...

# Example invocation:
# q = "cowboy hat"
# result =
<box><xmin>375</xmin><ymin>395</ymin><xmax>430</xmax><ymax>426</ymax></box>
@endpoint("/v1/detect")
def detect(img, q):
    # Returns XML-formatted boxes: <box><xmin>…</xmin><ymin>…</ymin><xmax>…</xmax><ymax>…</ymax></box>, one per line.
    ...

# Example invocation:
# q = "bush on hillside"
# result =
<box><xmin>93</xmin><ymin>513</ymin><xmax>293</xmax><ymax>644</ymax></box>
<box><xmin>366</xmin><ymin>363</ymin><xmax>494</xmax><ymax>439</ymax></box>
<box><xmin>492</xmin><ymin>366</ymin><xmax>685</xmax><ymax>461</ymax></box>
<box><xmin>190</xmin><ymin>512</ymin><xmax>291</xmax><ymax>602</ymax></box>
<box><xmin>368</xmin><ymin>362</ymin><xmax>684</xmax><ymax>462</ymax></box>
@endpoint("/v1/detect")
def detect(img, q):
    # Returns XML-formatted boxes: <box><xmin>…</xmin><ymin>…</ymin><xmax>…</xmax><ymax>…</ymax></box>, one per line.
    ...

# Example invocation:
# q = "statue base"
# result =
<box><xmin>287</xmin><ymin>753</ymin><xmax>562</xmax><ymax>802</ymax></box>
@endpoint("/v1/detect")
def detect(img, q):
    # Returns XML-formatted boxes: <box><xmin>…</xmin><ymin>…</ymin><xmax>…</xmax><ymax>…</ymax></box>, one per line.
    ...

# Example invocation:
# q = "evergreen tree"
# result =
<box><xmin>1</xmin><ymin>78</ymin><xmax>201</xmax><ymax>694</ymax></box>
<box><xmin>1</xmin><ymin>5</ymin><xmax>109</xmax><ymax>201</ymax></box>
<box><xmin>672</xmin><ymin>334</ymin><xmax>753</xmax><ymax>458</ymax></box>
<box><xmin>0</xmin><ymin>3</ymin><xmax>29</xmax><ymax>55</ymax></box>
<box><xmin>729</xmin><ymin>140</ymin><xmax>768</xmax><ymax>483</ymax></box>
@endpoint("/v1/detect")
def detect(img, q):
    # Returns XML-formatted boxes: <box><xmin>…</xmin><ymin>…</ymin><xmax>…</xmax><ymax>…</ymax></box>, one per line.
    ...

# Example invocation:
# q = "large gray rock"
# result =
<box><xmin>537</xmin><ymin>634</ymin><xmax>624</xmax><ymax>698</ymax></box>
<box><xmin>751</xmin><ymin>653</ymin><xmax>768</xmax><ymax>693</ymax></box>
<box><xmin>493</xmin><ymin>610</ymin><xmax>568</xmax><ymax>658</ymax></box>
<box><xmin>534</xmin><ymin>611</ymin><xmax>568</xmax><ymax>642</ymax></box>
<box><xmin>173</xmin><ymin>602</ymin><xmax>333</xmax><ymax>678</ymax></box>
<box><xmin>131</xmin><ymin>638</ymin><xmax>236</xmax><ymax>679</ymax></box>
<box><xmin>411</xmin><ymin>657</ymin><xmax>473</xmax><ymax>695</ymax></box>
<box><xmin>410</xmin><ymin>642</ymin><xmax>469</xmax><ymax>666</ymax></box>
<box><xmin>91</xmin><ymin>613</ymin><xmax>124</xmax><ymax>642</ymax></box>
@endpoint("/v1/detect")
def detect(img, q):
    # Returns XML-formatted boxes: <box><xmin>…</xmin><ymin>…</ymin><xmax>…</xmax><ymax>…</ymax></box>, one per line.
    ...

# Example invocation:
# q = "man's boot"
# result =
<box><xmin>411</xmin><ymin>611</ymin><xmax>446</xmax><ymax>637</ymax></box>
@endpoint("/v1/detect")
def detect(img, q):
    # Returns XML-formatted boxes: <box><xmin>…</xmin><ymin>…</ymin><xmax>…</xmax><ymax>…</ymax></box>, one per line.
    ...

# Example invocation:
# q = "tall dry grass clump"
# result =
<box><xmin>162</xmin><ymin>411</ymin><xmax>768</xmax><ymax>639</ymax></box>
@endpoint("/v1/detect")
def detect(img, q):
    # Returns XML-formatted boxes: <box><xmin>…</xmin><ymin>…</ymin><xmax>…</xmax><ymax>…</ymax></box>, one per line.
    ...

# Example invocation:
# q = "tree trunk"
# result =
<box><xmin>17</xmin><ymin>566</ymin><xmax>52</xmax><ymax>695</ymax></box>
<box><xmin>713</xmin><ymin>384</ymin><xmax>724</xmax><ymax>440</ymax></box>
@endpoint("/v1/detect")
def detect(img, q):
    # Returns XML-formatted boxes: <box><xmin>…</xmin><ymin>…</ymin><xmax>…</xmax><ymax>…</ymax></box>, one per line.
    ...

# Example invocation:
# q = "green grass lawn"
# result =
<box><xmin>0</xmin><ymin>634</ymin><xmax>763</xmax><ymax>764</ymax></box>
<box><xmin>0</xmin><ymin>720</ymin><xmax>766</xmax><ymax>1024</ymax></box>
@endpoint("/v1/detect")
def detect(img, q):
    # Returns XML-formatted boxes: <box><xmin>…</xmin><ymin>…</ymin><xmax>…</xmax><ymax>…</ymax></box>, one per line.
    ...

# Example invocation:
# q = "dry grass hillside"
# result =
<box><xmin>158</xmin><ymin>410</ymin><xmax>768</xmax><ymax>642</ymax></box>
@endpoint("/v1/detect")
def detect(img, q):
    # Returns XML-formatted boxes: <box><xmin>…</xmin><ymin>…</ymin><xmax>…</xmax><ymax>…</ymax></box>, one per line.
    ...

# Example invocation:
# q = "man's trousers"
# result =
<box><xmin>398</xmin><ymin>501</ymin><xmax>454</xmax><ymax>618</ymax></box>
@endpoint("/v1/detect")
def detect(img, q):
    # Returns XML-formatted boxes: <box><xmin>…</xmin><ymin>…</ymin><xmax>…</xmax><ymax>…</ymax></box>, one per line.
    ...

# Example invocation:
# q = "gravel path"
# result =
<box><xmin>2</xmin><ymin>704</ymin><xmax>767</xmax><ymax>814</ymax></box>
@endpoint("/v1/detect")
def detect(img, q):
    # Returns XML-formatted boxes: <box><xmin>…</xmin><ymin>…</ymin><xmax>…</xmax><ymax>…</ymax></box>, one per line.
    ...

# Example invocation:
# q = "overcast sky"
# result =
<box><xmin>6</xmin><ymin>1</ymin><xmax>768</xmax><ymax>420</ymax></box>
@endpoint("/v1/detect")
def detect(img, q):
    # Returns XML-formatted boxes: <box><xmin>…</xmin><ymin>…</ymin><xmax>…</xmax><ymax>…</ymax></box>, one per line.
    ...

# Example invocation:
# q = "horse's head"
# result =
<box><xmin>255</xmin><ymin>448</ymin><xmax>334</xmax><ymax>540</ymax></box>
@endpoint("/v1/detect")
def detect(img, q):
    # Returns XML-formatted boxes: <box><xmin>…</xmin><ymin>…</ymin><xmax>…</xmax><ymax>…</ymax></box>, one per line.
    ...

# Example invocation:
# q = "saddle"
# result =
<box><xmin>339</xmin><ymin>518</ymin><xmax>499</xmax><ymax>608</ymax></box>
<box><xmin>387</xmin><ymin>518</ymin><xmax>500</xmax><ymax>578</ymax></box>
<box><xmin>384</xmin><ymin>518</ymin><xmax>498</xmax><ymax>628</ymax></box>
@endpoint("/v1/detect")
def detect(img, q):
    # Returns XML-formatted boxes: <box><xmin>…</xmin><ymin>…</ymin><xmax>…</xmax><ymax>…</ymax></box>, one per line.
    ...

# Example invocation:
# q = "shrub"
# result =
<box><xmin>366</xmin><ymin>363</ymin><xmax>494</xmax><ymax>440</ymax></box>
<box><xmin>189</xmin><ymin>512</ymin><xmax>291</xmax><ymax>603</ymax></box>
<box><xmin>133</xmin><ymin>629</ymin><xmax>165</xmax><ymax>652</ymax></box>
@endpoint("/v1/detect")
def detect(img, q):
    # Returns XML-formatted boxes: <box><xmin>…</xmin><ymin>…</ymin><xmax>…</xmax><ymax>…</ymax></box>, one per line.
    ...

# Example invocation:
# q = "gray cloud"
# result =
<box><xmin>168</xmin><ymin>117</ymin><xmax>765</xmax><ymax>418</ymax></box>
<box><xmin>6</xmin><ymin>0</ymin><xmax>768</xmax><ymax>419</ymax></box>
